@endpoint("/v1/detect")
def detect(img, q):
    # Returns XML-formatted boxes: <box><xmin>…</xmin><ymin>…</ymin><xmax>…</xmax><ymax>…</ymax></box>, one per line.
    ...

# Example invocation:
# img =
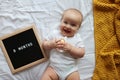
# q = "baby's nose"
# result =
<box><xmin>66</xmin><ymin>24</ymin><xmax>71</xmax><ymax>28</ymax></box>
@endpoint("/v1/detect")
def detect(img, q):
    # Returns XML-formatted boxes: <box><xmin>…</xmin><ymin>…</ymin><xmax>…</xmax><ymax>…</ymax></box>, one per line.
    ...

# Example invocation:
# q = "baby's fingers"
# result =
<box><xmin>56</xmin><ymin>44</ymin><xmax>64</xmax><ymax>48</ymax></box>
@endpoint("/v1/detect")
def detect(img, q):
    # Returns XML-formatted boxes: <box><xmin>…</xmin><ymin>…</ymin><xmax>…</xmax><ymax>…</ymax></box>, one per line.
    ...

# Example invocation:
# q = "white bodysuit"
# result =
<box><xmin>45</xmin><ymin>30</ymin><xmax>84</xmax><ymax>80</ymax></box>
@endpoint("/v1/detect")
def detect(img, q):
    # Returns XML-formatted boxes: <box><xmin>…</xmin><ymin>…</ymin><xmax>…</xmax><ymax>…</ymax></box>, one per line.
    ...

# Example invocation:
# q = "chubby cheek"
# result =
<box><xmin>69</xmin><ymin>30</ymin><xmax>77</xmax><ymax>36</ymax></box>
<box><xmin>60</xmin><ymin>23</ymin><xmax>64</xmax><ymax>28</ymax></box>
<box><xmin>60</xmin><ymin>26</ymin><xmax>63</xmax><ymax>32</ymax></box>
<box><xmin>60</xmin><ymin>26</ymin><xmax>64</xmax><ymax>33</ymax></box>
<box><xmin>60</xmin><ymin>24</ymin><xmax>64</xmax><ymax>30</ymax></box>
<box><xmin>69</xmin><ymin>32</ymin><xmax>75</xmax><ymax>36</ymax></box>
<box><xmin>72</xmin><ymin>29</ymin><xmax>77</xmax><ymax>33</ymax></box>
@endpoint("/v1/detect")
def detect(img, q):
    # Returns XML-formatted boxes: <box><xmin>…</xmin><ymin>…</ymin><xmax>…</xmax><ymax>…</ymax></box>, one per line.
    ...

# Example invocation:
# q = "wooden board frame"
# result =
<box><xmin>0</xmin><ymin>25</ymin><xmax>47</xmax><ymax>74</ymax></box>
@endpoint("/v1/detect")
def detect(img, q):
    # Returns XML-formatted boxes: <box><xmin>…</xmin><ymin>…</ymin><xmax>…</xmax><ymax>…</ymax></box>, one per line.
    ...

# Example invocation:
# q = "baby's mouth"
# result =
<box><xmin>63</xmin><ymin>29</ymin><xmax>71</xmax><ymax>34</ymax></box>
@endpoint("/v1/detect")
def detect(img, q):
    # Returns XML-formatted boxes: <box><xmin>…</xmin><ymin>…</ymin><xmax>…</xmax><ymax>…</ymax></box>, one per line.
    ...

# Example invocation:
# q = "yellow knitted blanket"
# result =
<box><xmin>93</xmin><ymin>0</ymin><xmax>120</xmax><ymax>80</ymax></box>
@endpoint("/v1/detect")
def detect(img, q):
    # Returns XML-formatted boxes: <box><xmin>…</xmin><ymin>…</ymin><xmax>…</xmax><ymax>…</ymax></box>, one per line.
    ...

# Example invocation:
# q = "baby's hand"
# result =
<box><xmin>63</xmin><ymin>42</ymin><xmax>72</xmax><ymax>52</ymax></box>
<box><xmin>56</xmin><ymin>39</ymin><xmax>65</xmax><ymax>48</ymax></box>
<box><xmin>56</xmin><ymin>38</ymin><xmax>72</xmax><ymax>52</ymax></box>
<box><xmin>55</xmin><ymin>38</ymin><xmax>65</xmax><ymax>52</ymax></box>
<box><xmin>60</xmin><ymin>39</ymin><xmax>65</xmax><ymax>44</ymax></box>
<box><xmin>44</xmin><ymin>39</ymin><xmax>57</xmax><ymax>49</ymax></box>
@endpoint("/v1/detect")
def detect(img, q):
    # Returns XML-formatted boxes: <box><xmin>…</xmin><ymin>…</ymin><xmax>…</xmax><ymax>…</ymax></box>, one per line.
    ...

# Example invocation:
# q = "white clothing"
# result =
<box><xmin>45</xmin><ymin>30</ymin><xmax>84</xmax><ymax>80</ymax></box>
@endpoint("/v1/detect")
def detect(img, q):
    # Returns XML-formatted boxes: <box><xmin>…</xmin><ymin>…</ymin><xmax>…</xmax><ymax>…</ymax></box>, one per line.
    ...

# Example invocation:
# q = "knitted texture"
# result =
<box><xmin>93</xmin><ymin>0</ymin><xmax>120</xmax><ymax>80</ymax></box>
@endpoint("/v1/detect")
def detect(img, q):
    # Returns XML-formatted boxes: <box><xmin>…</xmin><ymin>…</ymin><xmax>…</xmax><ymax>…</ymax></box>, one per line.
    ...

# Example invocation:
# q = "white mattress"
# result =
<box><xmin>0</xmin><ymin>0</ymin><xmax>95</xmax><ymax>80</ymax></box>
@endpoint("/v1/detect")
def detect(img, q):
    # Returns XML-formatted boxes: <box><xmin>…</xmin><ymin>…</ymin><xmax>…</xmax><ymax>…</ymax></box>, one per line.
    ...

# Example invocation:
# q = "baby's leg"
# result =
<box><xmin>66</xmin><ymin>71</ymin><xmax>80</xmax><ymax>80</ymax></box>
<box><xmin>41</xmin><ymin>67</ymin><xmax>59</xmax><ymax>80</ymax></box>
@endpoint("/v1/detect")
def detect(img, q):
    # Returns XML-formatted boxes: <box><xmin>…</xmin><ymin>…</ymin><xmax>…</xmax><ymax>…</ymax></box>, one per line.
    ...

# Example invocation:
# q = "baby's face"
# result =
<box><xmin>60</xmin><ymin>10</ymin><xmax>82</xmax><ymax>37</ymax></box>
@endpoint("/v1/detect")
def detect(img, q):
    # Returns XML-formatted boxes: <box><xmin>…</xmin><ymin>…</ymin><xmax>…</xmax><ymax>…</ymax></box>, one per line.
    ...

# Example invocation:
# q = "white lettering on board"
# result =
<box><xmin>12</xmin><ymin>42</ymin><xmax>33</xmax><ymax>53</ymax></box>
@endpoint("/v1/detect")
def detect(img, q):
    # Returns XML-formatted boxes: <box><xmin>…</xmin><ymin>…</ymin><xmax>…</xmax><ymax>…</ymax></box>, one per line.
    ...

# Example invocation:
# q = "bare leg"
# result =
<box><xmin>41</xmin><ymin>67</ymin><xmax>59</xmax><ymax>80</ymax></box>
<box><xmin>66</xmin><ymin>71</ymin><xmax>80</xmax><ymax>80</ymax></box>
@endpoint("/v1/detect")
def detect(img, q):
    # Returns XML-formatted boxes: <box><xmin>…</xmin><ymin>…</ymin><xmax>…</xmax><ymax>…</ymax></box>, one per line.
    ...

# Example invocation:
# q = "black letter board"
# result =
<box><xmin>0</xmin><ymin>25</ymin><xmax>47</xmax><ymax>74</ymax></box>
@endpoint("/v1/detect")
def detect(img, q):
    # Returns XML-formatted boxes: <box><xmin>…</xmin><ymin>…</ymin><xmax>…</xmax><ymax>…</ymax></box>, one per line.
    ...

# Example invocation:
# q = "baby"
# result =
<box><xmin>41</xmin><ymin>8</ymin><xmax>85</xmax><ymax>80</ymax></box>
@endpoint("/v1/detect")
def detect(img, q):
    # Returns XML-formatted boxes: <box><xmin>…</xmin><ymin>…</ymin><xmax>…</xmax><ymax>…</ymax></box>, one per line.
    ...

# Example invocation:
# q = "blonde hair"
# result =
<box><xmin>62</xmin><ymin>8</ymin><xmax>83</xmax><ymax>26</ymax></box>
<box><xmin>64</xmin><ymin>8</ymin><xmax>83</xmax><ymax>17</ymax></box>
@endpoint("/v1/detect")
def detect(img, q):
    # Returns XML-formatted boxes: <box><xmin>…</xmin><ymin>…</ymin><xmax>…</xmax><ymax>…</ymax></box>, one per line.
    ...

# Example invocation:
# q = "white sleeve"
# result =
<box><xmin>76</xmin><ymin>34</ymin><xmax>85</xmax><ymax>48</ymax></box>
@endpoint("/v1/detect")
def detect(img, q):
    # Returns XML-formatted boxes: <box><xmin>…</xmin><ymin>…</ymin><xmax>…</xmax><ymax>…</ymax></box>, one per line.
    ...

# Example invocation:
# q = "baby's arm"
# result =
<box><xmin>42</xmin><ymin>39</ymin><xmax>56</xmax><ymax>52</ymax></box>
<box><xmin>56</xmin><ymin>40</ymin><xmax>85</xmax><ymax>59</ymax></box>
<box><xmin>67</xmin><ymin>44</ymin><xmax>85</xmax><ymax>59</ymax></box>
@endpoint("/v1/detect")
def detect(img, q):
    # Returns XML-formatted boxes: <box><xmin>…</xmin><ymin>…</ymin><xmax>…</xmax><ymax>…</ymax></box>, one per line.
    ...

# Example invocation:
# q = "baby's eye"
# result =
<box><xmin>71</xmin><ymin>24</ymin><xmax>76</xmax><ymax>27</ymax></box>
<box><xmin>64</xmin><ymin>21</ymin><xmax>68</xmax><ymax>24</ymax></box>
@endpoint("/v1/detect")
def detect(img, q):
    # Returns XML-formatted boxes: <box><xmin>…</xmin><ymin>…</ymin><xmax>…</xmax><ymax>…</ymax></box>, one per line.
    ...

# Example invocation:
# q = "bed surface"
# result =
<box><xmin>0</xmin><ymin>0</ymin><xmax>95</xmax><ymax>80</ymax></box>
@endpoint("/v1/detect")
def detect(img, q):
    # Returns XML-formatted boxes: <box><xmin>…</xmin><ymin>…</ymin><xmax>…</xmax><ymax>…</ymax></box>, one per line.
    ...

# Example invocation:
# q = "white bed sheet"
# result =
<box><xmin>0</xmin><ymin>0</ymin><xmax>95</xmax><ymax>80</ymax></box>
